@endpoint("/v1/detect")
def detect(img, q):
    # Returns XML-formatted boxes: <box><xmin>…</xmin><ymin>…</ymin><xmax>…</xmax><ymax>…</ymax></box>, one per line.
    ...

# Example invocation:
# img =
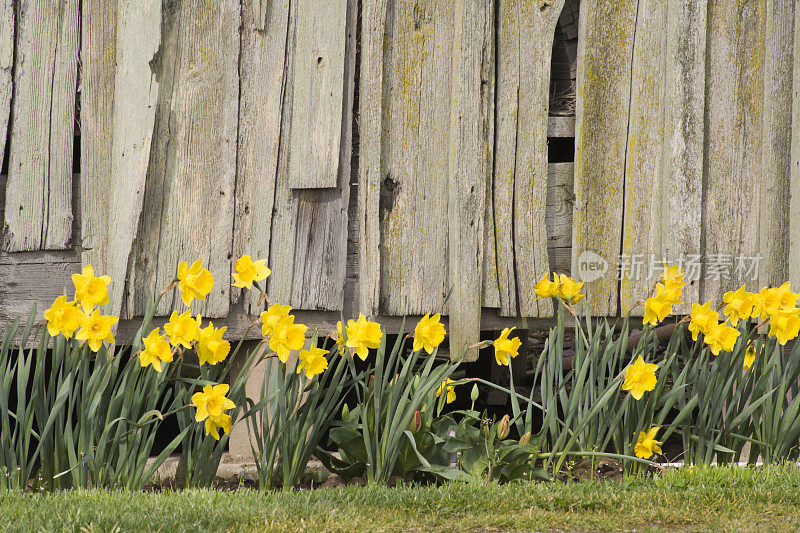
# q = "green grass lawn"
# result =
<box><xmin>3</xmin><ymin>465</ymin><xmax>800</xmax><ymax>532</ymax></box>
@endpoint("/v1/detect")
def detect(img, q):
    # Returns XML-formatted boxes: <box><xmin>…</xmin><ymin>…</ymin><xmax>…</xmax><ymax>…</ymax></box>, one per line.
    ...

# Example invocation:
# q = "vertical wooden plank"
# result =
<box><xmin>573</xmin><ymin>0</ymin><xmax>637</xmax><ymax>315</ymax></box>
<box><xmin>0</xmin><ymin>0</ymin><xmax>12</xmax><ymax>167</ymax></box>
<box><xmin>79</xmin><ymin>0</ymin><xmax>116</xmax><ymax>274</ymax></box>
<box><xmin>447</xmin><ymin>0</ymin><xmax>493</xmax><ymax>360</ymax></box>
<box><xmin>130</xmin><ymin>0</ymin><xmax>240</xmax><ymax>318</ymax></box>
<box><xmin>380</xmin><ymin>0</ymin><xmax>454</xmax><ymax>316</ymax></box>
<box><xmin>287</xmin><ymin>0</ymin><xmax>347</xmax><ymax>189</ymax></box>
<box><xmin>357</xmin><ymin>0</ymin><xmax>388</xmax><ymax>317</ymax></box>
<box><xmin>660</xmin><ymin>0</ymin><xmax>707</xmax><ymax>313</ymax></box>
<box><xmin>790</xmin><ymin>0</ymin><xmax>800</xmax><ymax>290</ymax></box>
<box><xmin>758</xmin><ymin>0</ymin><xmax>793</xmax><ymax>289</ymax></box>
<box><xmin>232</xmin><ymin>0</ymin><xmax>290</xmax><ymax>313</ymax></box>
<box><xmin>268</xmin><ymin>0</ymin><xmax>356</xmax><ymax>311</ymax></box>
<box><xmin>701</xmin><ymin>0</ymin><xmax>765</xmax><ymax>301</ymax></box>
<box><xmin>618</xmin><ymin>0</ymin><xmax>667</xmax><ymax>313</ymax></box>
<box><xmin>491</xmin><ymin>0</ymin><xmax>563</xmax><ymax>318</ymax></box>
<box><xmin>4</xmin><ymin>0</ymin><xmax>79</xmax><ymax>251</ymax></box>
<box><xmin>103</xmin><ymin>0</ymin><xmax>161</xmax><ymax>317</ymax></box>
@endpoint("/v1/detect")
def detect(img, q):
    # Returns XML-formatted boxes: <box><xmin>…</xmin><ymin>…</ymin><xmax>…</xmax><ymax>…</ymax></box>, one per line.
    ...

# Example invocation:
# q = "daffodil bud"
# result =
<box><xmin>368</xmin><ymin>374</ymin><xmax>375</xmax><ymax>391</ymax></box>
<box><xmin>496</xmin><ymin>414</ymin><xmax>510</xmax><ymax>440</ymax></box>
<box><xmin>519</xmin><ymin>431</ymin><xmax>531</xmax><ymax>445</ymax></box>
<box><xmin>342</xmin><ymin>403</ymin><xmax>350</xmax><ymax>421</ymax></box>
<box><xmin>470</xmin><ymin>383</ymin><xmax>479</xmax><ymax>403</ymax></box>
<box><xmin>408</xmin><ymin>410</ymin><xmax>422</xmax><ymax>433</ymax></box>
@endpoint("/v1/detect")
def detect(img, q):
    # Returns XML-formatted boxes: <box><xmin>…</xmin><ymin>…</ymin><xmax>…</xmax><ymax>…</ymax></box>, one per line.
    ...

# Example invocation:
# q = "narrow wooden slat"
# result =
<box><xmin>268</xmin><ymin>0</ymin><xmax>356</xmax><ymax>311</ymax></box>
<box><xmin>790</xmin><ymin>0</ymin><xmax>800</xmax><ymax>290</ymax></box>
<box><xmin>5</xmin><ymin>0</ymin><xmax>79</xmax><ymax>251</ymax></box>
<box><xmin>758</xmin><ymin>0</ymin><xmax>793</xmax><ymax>289</ymax></box>
<box><xmin>660</xmin><ymin>0</ymin><xmax>707</xmax><ymax>313</ymax></box>
<box><xmin>357</xmin><ymin>0</ymin><xmax>388</xmax><ymax>317</ymax></box>
<box><xmin>701</xmin><ymin>0</ymin><xmax>765</xmax><ymax>301</ymax></box>
<box><xmin>287</xmin><ymin>0</ymin><xmax>347</xmax><ymax>189</ymax></box>
<box><xmin>510</xmin><ymin>1</ymin><xmax>563</xmax><ymax>318</ymax></box>
<box><xmin>573</xmin><ymin>0</ymin><xmax>638</xmax><ymax>315</ymax></box>
<box><xmin>0</xmin><ymin>0</ymin><xmax>12</xmax><ymax>168</ymax></box>
<box><xmin>232</xmin><ymin>0</ymin><xmax>291</xmax><ymax>313</ymax></box>
<box><xmin>130</xmin><ymin>0</ymin><xmax>240</xmax><ymax>318</ymax></box>
<box><xmin>79</xmin><ymin>0</ymin><xmax>116</xmax><ymax>274</ymax></box>
<box><xmin>380</xmin><ymin>0</ymin><xmax>454</xmax><ymax>316</ymax></box>
<box><xmin>252</xmin><ymin>0</ymin><xmax>270</xmax><ymax>31</ymax></box>
<box><xmin>447</xmin><ymin>0</ymin><xmax>493</xmax><ymax>361</ymax></box>
<box><xmin>103</xmin><ymin>0</ymin><xmax>161</xmax><ymax>317</ymax></box>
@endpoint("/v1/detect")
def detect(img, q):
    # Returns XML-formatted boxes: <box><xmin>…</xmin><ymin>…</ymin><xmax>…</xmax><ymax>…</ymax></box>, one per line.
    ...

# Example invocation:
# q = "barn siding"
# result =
<box><xmin>1</xmin><ymin>0</ymin><xmax>799</xmax><ymax>351</ymax></box>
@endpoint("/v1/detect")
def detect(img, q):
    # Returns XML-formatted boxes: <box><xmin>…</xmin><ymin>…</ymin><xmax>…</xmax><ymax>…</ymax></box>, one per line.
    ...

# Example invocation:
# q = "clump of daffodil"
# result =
<box><xmin>75</xmin><ymin>309</ymin><xmax>119</xmax><ymax>352</ymax></box>
<box><xmin>192</xmin><ymin>384</ymin><xmax>236</xmax><ymax>440</ymax></box>
<box><xmin>269</xmin><ymin>314</ymin><xmax>308</xmax><ymax>363</ymax></box>
<box><xmin>164</xmin><ymin>310</ymin><xmax>202</xmax><ymax>348</ymax></box>
<box><xmin>138</xmin><ymin>328</ymin><xmax>173</xmax><ymax>372</ymax></box>
<box><xmin>534</xmin><ymin>273</ymin><xmax>559</xmax><ymax>299</ymax></box>
<box><xmin>768</xmin><ymin>307</ymin><xmax>800</xmax><ymax>346</ymax></box>
<box><xmin>345</xmin><ymin>314</ymin><xmax>383</xmax><ymax>361</ymax></box>
<box><xmin>557</xmin><ymin>274</ymin><xmax>585</xmax><ymax>304</ymax></box>
<box><xmin>634</xmin><ymin>427</ymin><xmax>662</xmax><ymax>459</ymax></box>
<box><xmin>297</xmin><ymin>345</ymin><xmax>329</xmax><ymax>378</ymax></box>
<box><xmin>703</xmin><ymin>321</ymin><xmax>739</xmax><ymax>355</ymax></box>
<box><xmin>44</xmin><ymin>295</ymin><xmax>83</xmax><ymax>338</ymax></box>
<box><xmin>493</xmin><ymin>327</ymin><xmax>522</xmax><ymax>366</ymax></box>
<box><xmin>260</xmin><ymin>303</ymin><xmax>292</xmax><ymax>337</ymax></box>
<box><xmin>177</xmin><ymin>259</ymin><xmax>214</xmax><ymax>307</ymax></box>
<box><xmin>71</xmin><ymin>264</ymin><xmax>111</xmax><ymax>311</ymax></box>
<box><xmin>743</xmin><ymin>343</ymin><xmax>757</xmax><ymax>371</ymax></box>
<box><xmin>688</xmin><ymin>301</ymin><xmax>719</xmax><ymax>340</ymax></box>
<box><xmin>413</xmin><ymin>313</ymin><xmax>446</xmax><ymax>354</ymax></box>
<box><xmin>723</xmin><ymin>285</ymin><xmax>758</xmax><ymax>326</ymax></box>
<box><xmin>197</xmin><ymin>322</ymin><xmax>231</xmax><ymax>365</ymax></box>
<box><xmin>621</xmin><ymin>355</ymin><xmax>658</xmax><ymax>400</ymax></box>
<box><xmin>231</xmin><ymin>255</ymin><xmax>271</xmax><ymax>290</ymax></box>
<box><xmin>437</xmin><ymin>377</ymin><xmax>456</xmax><ymax>404</ymax></box>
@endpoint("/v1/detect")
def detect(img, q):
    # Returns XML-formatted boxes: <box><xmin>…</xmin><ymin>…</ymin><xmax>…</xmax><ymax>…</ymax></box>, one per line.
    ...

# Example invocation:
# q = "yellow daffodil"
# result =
<box><xmin>345</xmin><ymin>314</ymin><xmax>383</xmax><ymax>361</ymax></box>
<box><xmin>494</xmin><ymin>327</ymin><xmax>522</xmax><ymax>366</ymax></box>
<box><xmin>336</xmin><ymin>321</ymin><xmax>345</xmax><ymax>349</ymax></box>
<box><xmin>743</xmin><ymin>344</ymin><xmax>757</xmax><ymax>371</ymax></box>
<box><xmin>138</xmin><ymin>328</ymin><xmax>173</xmax><ymax>372</ymax></box>
<box><xmin>660</xmin><ymin>265</ymin><xmax>685</xmax><ymax>293</ymax></box>
<box><xmin>754</xmin><ymin>282</ymin><xmax>797</xmax><ymax>319</ymax></box>
<box><xmin>260</xmin><ymin>304</ymin><xmax>292</xmax><ymax>337</ymax></box>
<box><xmin>164</xmin><ymin>310</ymin><xmax>202</xmax><ymax>348</ymax></box>
<box><xmin>44</xmin><ymin>295</ymin><xmax>83</xmax><ymax>339</ymax></box>
<box><xmin>231</xmin><ymin>255</ymin><xmax>271</xmax><ymax>290</ymax></box>
<box><xmin>436</xmin><ymin>378</ymin><xmax>456</xmax><ymax>404</ymax></box>
<box><xmin>269</xmin><ymin>314</ymin><xmax>308</xmax><ymax>363</ymax></box>
<box><xmin>192</xmin><ymin>383</ymin><xmax>235</xmax><ymax>422</ymax></box>
<box><xmin>204</xmin><ymin>413</ymin><xmax>232</xmax><ymax>441</ymax></box>
<box><xmin>643</xmin><ymin>284</ymin><xmax>675</xmax><ymax>326</ymax></box>
<box><xmin>703</xmin><ymin>322</ymin><xmax>739</xmax><ymax>356</ymax></box>
<box><xmin>75</xmin><ymin>310</ymin><xmax>119</xmax><ymax>352</ymax></box>
<box><xmin>413</xmin><ymin>313</ymin><xmax>447</xmax><ymax>354</ymax></box>
<box><xmin>71</xmin><ymin>264</ymin><xmax>111</xmax><ymax>311</ymax></box>
<box><xmin>768</xmin><ymin>308</ymin><xmax>800</xmax><ymax>346</ymax></box>
<box><xmin>534</xmin><ymin>273</ymin><xmax>559</xmax><ymax>299</ymax></box>
<box><xmin>297</xmin><ymin>345</ymin><xmax>329</xmax><ymax>378</ymax></box>
<box><xmin>177</xmin><ymin>259</ymin><xmax>214</xmax><ymax>307</ymax></box>
<box><xmin>634</xmin><ymin>427</ymin><xmax>662</xmax><ymax>459</ymax></box>
<box><xmin>557</xmin><ymin>274</ymin><xmax>585</xmax><ymax>304</ymax></box>
<box><xmin>196</xmin><ymin>323</ymin><xmax>231</xmax><ymax>365</ymax></box>
<box><xmin>723</xmin><ymin>285</ymin><xmax>758</xmax><ymax>326</ymax></box>
<box><xmin>688</xmin><ymin>301</ymin><xmax>719</xmax><ymax>341</ymax></box>
<box><xmin>621</xmin><ymin>355</ymin><xmax>658</xmax><ymax>400</ymax></box>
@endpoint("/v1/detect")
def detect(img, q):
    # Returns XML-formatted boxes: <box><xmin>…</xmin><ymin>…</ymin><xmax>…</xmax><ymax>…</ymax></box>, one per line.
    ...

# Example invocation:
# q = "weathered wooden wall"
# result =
<box><xmin>0</xmin><ymin>0</ymin><xmax>797</xmax><ymax>360</ymax></box>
